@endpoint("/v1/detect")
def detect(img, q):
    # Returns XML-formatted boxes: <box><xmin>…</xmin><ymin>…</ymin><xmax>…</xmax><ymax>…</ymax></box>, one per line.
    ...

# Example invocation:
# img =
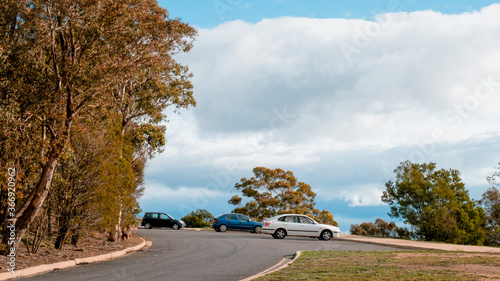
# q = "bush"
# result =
<box><xmin>181</xmin><ymin>209</ymin><xmax>213</xmax><ymax>228</ymax></box>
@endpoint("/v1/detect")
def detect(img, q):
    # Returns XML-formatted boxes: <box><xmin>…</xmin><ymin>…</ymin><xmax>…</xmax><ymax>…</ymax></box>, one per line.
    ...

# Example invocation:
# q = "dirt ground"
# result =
<box><xmin>0</xmin><ymin>232</ymin><xmax>143</xmax><ymax>273</ymax></box>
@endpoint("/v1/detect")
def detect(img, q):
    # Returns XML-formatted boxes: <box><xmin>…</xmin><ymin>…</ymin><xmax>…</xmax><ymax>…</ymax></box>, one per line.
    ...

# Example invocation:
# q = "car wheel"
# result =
<box><xmin>274</xmin><ymin>229</ymin><xmax>287</xmax><ymax>239</ymax></box>
<box><xmin>215</xmin><ymin>228</ymin><xmax>221</xmax><ymax>232</ymax></box>
<box><xmin>144</xmin><ymin>223</ymin><xmax>151</xmax><ymax>229</ymax></box>
<box><xmin>272</xmin><ymin>234</ymin><xmax>278</xmax><ymax>239</ymax></box>
<box><xmin>253</xmin><ymin>226</ymin><xmax>262</xmax><ymax>234</ymax></box>
<box><xmin>172</xmin><ymin>224</ymin><xmax>180</xmax><ymax>230</ymax></box>
<box><xmin>320</xmin><ymin>230</ymin><xmax>332</xmax><ymax>241</ymax></box>
<box><xmin>219</xmin><ymin>224</ymin><xmax>228</xmax><ymax>232</ymax></box>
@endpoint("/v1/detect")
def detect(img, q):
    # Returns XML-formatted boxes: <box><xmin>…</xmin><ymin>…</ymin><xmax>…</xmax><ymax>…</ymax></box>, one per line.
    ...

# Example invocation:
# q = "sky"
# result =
<box><xmin>139</xmin><ymin>0</ymin><xmax>500</xmax><ymax>233</ymax></box>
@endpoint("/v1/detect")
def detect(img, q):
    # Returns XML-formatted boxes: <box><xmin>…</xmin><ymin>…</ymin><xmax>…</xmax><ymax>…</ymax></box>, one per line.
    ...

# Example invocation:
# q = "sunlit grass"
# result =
<box><xmin>257</xmin><ymin>251</ymin><xmax>500</xmax><ymax>281</ymax></box>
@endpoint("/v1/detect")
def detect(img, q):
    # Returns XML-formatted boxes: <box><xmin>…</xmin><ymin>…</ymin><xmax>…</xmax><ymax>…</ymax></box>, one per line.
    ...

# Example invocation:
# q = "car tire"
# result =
<box><xmin>172</xmin><ymin>224</ymin><xmax>180</xmax><ymax>230</ymax></box>
<box><xmin>219</xmin><ymin>224</ymin><xmax>228</xmax><ymax>232</ymax></box>
<box><xmin>144</xmin><ymin>223</ymin><xmax>151</xmax><ymax>229</ymax></box>
<box><xmin>274</xmin><ymin>229</ymin><xmax>287</xmax><ymax>239</ymax></box>
<box><xmin>253</xmin><ymin>226</ymin><xmax>262</xmax><ymax>234</ymax></box>
<box><xmin>320</xmin><ymin>230</ymin><xmax>332</xmax><ymax>241</ymax></box>
<box><xmin>215</xmin><ymin>228</ymin><xmax>221</xmax><ymax>232</ymax></box>
<box><xmin>272</xmin><ymin>234</ymin><xmax>278</xmax><ymax>239</ymax></box>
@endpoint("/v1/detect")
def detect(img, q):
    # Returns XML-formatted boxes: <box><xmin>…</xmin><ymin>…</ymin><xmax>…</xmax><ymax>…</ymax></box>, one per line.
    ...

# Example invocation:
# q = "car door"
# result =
<box><xmin>237</xmin><ymin>214</ymin><xmax>252</xmax><ymax>231</ymax></box>
<box><xmin>281</xmin><ymin>215</ymin><xmax>302</xmax><ymax>236</ymax></box>
<box><xmin>297</xmin><ymin>216</ymin><xmax>320</xmax><ymax>237</ymax></box>
<box><xmin>159</xmin><ymin>213</ymin><xmax>173</xmax><ymax>228</ymax></box>
<box><xmin>148</xmin><ymin>213</ymin><xmax>160</xmax><ymax>227</ymax></box>
<box><xmin>225</xmin><ymin>214</ymin><xmax>239</xmax><ymax>230</ymax></box>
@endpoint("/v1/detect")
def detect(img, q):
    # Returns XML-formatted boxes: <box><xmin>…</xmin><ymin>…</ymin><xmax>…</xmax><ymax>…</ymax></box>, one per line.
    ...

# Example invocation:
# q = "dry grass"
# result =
<box><xmin>258</xmin><ymin>250</ymin><xmax>500</xmax><ymax>281</ymax></box>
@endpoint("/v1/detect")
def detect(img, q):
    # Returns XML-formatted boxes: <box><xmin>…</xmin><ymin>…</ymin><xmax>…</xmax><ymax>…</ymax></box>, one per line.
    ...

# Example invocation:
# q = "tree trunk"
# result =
<box><xmin>107</xmin><ymin>223</ymin><xmax>120</xmax><ymax>242</ymax></box>
<box><xmin>1</xmin><ymin>147</ymin><xmax>60</xmax><ymax>255</ymax></box>
<box><xmin>54</xmin><ymin>225</ymin><xmax>68</xmax><ymax>250</ymax></box>
<box><xmin>71</xmin><ymin>231</ymin><xmax>79</xmax><ymax>247</ymax></box>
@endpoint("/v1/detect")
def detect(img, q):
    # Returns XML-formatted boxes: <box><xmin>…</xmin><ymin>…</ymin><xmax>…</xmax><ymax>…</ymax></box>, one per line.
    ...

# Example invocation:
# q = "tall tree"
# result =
<box><xmin>0</xmin><ymin>0</ymin><xmax>196</xmax><ymax>253</ymax></box>
<box><xmin>382</xmin><ymin>161</ymin><xmax>486</xmax><ymax>245</ymax></box>
<box><xmin>479</xmin><ymin>187</ymin><xmax>500</xmax><ymax>247</ymax></box>
<box><xmin>479</xmin><ymin>165</ymin><xmax>500</xmax><ymax>246</ymax></box>
<box><xmin>229</xmin><ymin>167</ymin><xmax>338</xmax><ymax>225</ymax></box>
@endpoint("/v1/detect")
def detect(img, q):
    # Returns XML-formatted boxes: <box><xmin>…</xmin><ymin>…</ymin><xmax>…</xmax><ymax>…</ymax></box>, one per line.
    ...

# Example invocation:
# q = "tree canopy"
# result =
<box><xmin>229</xmin><ymin>167</ymin><xmax>338</xmax><ymax>226</ymax></box>
<box><xmin>382</xmin><ymin>161</ymin><xmax>486</xmax><ymax>245</ymax></box>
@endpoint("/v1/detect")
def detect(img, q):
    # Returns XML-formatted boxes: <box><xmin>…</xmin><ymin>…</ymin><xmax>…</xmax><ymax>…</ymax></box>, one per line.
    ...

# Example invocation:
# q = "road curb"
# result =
<box><xmin>337</xmin><ymin>235</ymin><xmax>500</xmax><ymax>253</ymax></box>
<box><xmin>0</xmin><ymin>238</ymin><xmax>147</xmax><ymax>280</ymax></box>
<box><xmin>182</xmin><ymin>228</ymin><xmax>212</xmax><ymax>231</ymax></box>
<box><xmin>240</xmin><ymin>251</ymin><xmax>302</xmax><ymax>281</ymax></box>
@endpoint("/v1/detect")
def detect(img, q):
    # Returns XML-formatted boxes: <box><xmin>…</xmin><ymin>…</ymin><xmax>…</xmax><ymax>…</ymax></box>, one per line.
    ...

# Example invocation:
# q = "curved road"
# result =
<box><xmin>21</xmin><ymin>229</ymin><xmax>405</xmax><ymax>281</ymax></box>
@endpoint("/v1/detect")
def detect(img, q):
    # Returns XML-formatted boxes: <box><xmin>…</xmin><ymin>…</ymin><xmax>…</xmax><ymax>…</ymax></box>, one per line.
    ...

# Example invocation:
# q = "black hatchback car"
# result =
<box><xmin>141</xmin><ymin>212</ymin><xmax>186</xmax><ymax>230</ymax></box>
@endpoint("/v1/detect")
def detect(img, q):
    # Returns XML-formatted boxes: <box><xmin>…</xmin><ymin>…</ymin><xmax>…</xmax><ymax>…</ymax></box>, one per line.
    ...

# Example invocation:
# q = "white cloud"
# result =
<box><xmin>145</xmin><ymin>5</ymin><xmax>500</xmax><ymax>219</ymax></box>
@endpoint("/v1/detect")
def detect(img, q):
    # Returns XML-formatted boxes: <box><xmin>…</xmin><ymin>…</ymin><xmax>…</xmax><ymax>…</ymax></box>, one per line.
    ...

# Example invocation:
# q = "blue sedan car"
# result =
<box><xmin>211</xmin><ymin>213</ymin><xmax>262</xmax><ymax>233</ymax></box>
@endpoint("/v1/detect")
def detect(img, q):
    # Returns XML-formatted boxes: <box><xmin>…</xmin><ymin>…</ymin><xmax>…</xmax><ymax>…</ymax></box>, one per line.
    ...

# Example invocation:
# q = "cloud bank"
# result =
<box><xmin>142</xmin><ymin>4</ymin><xmax>500</xmax><ymax>231</ymax></box>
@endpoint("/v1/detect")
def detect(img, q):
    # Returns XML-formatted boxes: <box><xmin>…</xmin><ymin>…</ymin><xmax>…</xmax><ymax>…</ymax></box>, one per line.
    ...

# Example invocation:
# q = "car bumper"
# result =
<box><xmin>261</xmin><ymin>227</ymin><xmax>276</xmax><ymax>234</ymax></box>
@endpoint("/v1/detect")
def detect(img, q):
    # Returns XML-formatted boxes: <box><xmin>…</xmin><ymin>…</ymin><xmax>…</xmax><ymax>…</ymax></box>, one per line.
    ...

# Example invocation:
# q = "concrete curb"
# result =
<box><xmin>240</xmin><ymin>251</ymin><xmax>302</xmax><ymax>281</ymax></box>
<box><xmin>0</xmin><ymin>238</ymin><xmax>147</xmax><ymax>280</ymax></box>
<box><xmin>337</xmin><ymin>235</ymin><xmax>500</xmax><ymax>253</ymax></box>
<box><xmin>182</xmin><ymin>228</ymin><xmax>212</xmax><ymax>231</ymax></box>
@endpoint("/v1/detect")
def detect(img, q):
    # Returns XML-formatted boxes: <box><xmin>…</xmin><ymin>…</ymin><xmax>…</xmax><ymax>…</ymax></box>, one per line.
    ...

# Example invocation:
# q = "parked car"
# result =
<box><xmin>211</xmin><ymin>213</ymin><xmax>263</xmax><ymax>233</ymax></box>
<box><xmin>141</xmin><ymin>212</ymin><xmax>186</xmax><ymax>230</ymax></box>
<box><xmin>261</xmin><ymin>214</ymin><xmax>340</xmax><ymax>240</ymax></box>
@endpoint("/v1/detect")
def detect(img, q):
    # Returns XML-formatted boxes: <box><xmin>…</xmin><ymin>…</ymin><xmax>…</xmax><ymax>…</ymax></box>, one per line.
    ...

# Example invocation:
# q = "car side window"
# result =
<box><xmin>144</xmin><ymin>213</ymin><xmax>151</xmax><ymax>218</ymax></box>
<box><xmin>237</xmin><ymin>215</ymin><xmax>249</xmax><ymax>221</ymax></box>
<box><xmin>299</xmin><ymin>216</ymin><xmax>313</xmax><ymax>224</ymax></box>
<box><xmin>159</xmin><ymin>214</ymin><xmax>169</xmax><ymax>219</ymax></box>
<box><xmin>226</xmin><ymin>214</ymin><xmax>237</xmax><ymax>220</ymax></box>
<box><xmin>284</xmin><ymin>216</ymin><xmax>297</xmax><ymax>223</ymax></box>
<box><xmin>150</xmin><ymin>213</ymin><xmax>159</xmax><ymax>219</ymax></box>
<box><xmin>278</xmin><ymin>216</ymin><xmax>286</xmax><ymax>222</ymax></box>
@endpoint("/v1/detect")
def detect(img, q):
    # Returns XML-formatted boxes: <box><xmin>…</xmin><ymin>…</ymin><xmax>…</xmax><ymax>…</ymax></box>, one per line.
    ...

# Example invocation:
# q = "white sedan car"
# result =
<box><xmin>262</xmin><ymin>214</ymin><xmax>341</xmax><ymax>241</ymax></box>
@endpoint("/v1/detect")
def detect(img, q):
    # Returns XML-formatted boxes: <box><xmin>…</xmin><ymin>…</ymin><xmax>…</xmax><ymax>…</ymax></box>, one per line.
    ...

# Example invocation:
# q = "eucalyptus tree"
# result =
<box><xmin>229</xmin><ymin>167</ymin><xmax>338</xmax><ymax>225</ymax></box>
<box><xmin>1</xmin><ymin>0</ymin><xmax>196</xmax><ymax>252</ymax></box>
<box><xmin>479</xmin><ymin>165</ymin><xmax>500</xmax><ymax>246</ymax></box>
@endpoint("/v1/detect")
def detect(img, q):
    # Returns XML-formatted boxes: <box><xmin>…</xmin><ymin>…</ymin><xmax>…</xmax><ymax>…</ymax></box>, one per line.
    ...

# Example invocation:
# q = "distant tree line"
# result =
<box><xmin>0</xmin><ymin>0</ymin><xmax>196</xmax><ymax>253</ymax></box>
<box><xmin>351</xmin><ymin>161</ymin><xmax>500</xmax><ymax>247</ymax></box>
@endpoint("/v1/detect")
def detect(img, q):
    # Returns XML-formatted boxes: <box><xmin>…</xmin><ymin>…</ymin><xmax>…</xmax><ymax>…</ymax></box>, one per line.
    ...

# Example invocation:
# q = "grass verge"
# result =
<box><xmin>257</xmin><ymin>250</ymin><xmax>500</xmax><ymax>281</ymax></box>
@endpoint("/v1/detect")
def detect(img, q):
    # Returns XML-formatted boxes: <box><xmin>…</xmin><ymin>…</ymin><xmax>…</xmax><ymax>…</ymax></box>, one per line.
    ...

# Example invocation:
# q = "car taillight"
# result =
<box><xmin>213</xmin><ymin>218</ymin><xmax>218</xmax><ymax>223</ymax></box>
<box><xmin>264</xmin><ymin>222</ymin><xmax>270</xmax><ymax>226</ymax></box>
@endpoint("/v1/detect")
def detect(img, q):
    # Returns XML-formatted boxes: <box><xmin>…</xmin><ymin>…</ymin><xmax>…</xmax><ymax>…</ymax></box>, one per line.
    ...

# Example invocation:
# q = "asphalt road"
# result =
<box><xmin>20</xmin><ymin>229</ymin><xmax>405</xmax><ymax>281</ymax></box>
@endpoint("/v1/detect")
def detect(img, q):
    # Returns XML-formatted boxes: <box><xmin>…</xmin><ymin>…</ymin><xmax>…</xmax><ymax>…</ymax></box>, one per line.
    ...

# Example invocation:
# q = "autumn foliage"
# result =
<box><xmin>0</xmin><ymin>0</ymin><xmax>196</xmax><ymax>252</ymax></box>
